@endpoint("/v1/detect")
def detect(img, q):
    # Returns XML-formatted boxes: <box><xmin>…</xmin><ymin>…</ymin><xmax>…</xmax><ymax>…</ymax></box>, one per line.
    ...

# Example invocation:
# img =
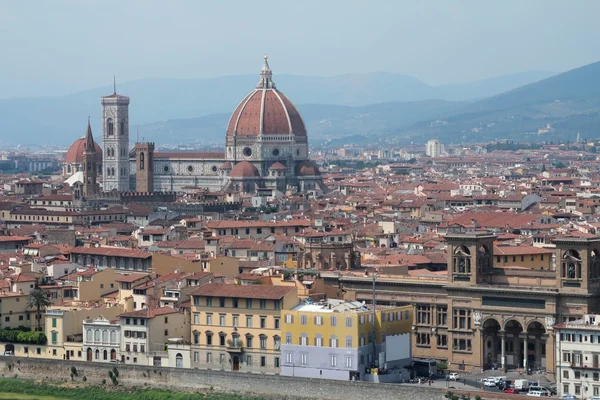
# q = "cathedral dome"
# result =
<box><xmin>226</xmin><ymin>55</ymin><xmax>307</xmax><ymax>138</ymax></box>
<box><xmin>64</xmin><ymin>137</ymin><xmax>102</xmax><ymax>164</ymax></box>
<box><xmin>296</xmin><ymin>161</ymin><xmax>321</xmax><ymax>176</ymax></box>
<box><xmin>230</xmin><ymin>161</ymin><xmax>261</xmax><ymax>178</ymax></box>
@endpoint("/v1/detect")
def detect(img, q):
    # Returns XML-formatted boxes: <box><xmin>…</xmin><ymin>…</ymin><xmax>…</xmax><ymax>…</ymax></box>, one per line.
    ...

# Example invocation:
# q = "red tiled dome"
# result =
<box><xmin>268</xmin><ymin>162</ymin><xmax>286</xmax><ymax>170</ymax></box>
<box><xmin>230</xmin><ymin>161</ymin><xmax>261</xmax><ymax>178</ymax></box>
<box><xmin>219</xmin><ymin>161</ymin><xmax>232</xmax><ymax>170</ymax></box>
<box><xmin>226</xmin><ymin>56</ymin><xmax>306</xmax><ymax>137</ymax></box>
<box><xmin>296</xmin><ymin>161</ymin><xmax>320</xmax><ymax>176</ymax></box>
<box><xmin>64</xmin><ymin>137</ymin><xmax>102</xmax><ymax>164</ymax></box>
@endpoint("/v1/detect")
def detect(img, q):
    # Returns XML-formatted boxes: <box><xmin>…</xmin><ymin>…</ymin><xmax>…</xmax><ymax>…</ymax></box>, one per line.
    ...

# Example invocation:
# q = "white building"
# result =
<box><xmin>555</xmin><ymin>314</ymin><xmax>600</xmax><ymax>399</ymax></box>
<box><xmin>426</xmin><ymin>139</ymin><xmax>443</xmax><ymax>158</ymax></box>
<box><xmin>83</xmin><ymin>316</ymin><xmax>121</xmax><ymax>362</ymax></box>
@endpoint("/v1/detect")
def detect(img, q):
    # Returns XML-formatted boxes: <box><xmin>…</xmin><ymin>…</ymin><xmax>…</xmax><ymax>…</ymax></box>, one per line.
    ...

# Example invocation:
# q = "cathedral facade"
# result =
<box><xmin>94</xmin><ymin>55</ymin><xmax>325</xmax><ymax>195</ymax></box>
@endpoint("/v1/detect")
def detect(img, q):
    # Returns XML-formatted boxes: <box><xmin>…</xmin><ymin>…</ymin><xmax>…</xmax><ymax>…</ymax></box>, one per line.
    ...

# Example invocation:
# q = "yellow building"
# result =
<box><xmin>494</xmin><ymin>245</ymin><xmax>554</xmax><ymax>270</ymax></box>
<box><xmin>1</xmin><ymin>304</ymin><xmax>123</xmax><ymax>361</ymax></box>
<box><xmin>0</xmin><ymin>292</ymin><xmax>33</xmax><ymax>330</ymax></box>
<box><xmin>280</xmin><ymin>299</ymin><xmax>412</xmax><ymax>380</ymax></box>
<box><xmin>189</xmin><ymin>283</ymin><xmax>298</xmax><ymax>373</ymax></box>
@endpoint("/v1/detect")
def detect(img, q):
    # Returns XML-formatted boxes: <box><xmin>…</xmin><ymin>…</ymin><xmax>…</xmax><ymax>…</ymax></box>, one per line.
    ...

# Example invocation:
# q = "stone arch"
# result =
<box><xmin>481</xmin><ymin>318</ymin><xmax>501</xmax><ymax>369</ymax></box>
<box><xmin>503</xmin><ymin>318</ymin><xmax>524</xmax><ymax>332</ymax></box>
<box><xmin>453</xmin><ymin>245</ymin><xmax>471</xmax><ymax>274</ymax></box>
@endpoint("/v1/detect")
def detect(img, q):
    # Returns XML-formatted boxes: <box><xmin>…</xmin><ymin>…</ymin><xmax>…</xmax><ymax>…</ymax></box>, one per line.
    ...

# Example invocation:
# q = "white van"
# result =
<box><xmin>514</xmin><ymin>379</ymin><xmax>530</xmax><ymax>390</ymax></box>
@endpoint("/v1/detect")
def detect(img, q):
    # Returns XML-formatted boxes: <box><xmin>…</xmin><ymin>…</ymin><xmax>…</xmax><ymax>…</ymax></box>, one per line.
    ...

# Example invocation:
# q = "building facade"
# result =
<box><xmin>322</xmin><ymin>232</ymin><xmax>600</xmax><ymax>375</ymax></box>
<box><xmin>280</xmin><ymin>300</ymin><xmax>412</xmax><ymax>380</ymax></box>
<box><xmin>426</xmin><ymin>139</ymin><xmax>443</xmax><ymax>158</ymax></box>
<box><xmin>189</xmin><ymin>283</ymin><xmax>298</xmax><ymax>373</ymax></box>
<box><xmin>83</xmin><ymin>316</ymin><xmax>121</xmax><ymax>362</ymax></box>
<box><xmin>555</xmin><ymin>314</ymin><xmax>600</xmax><ymax>399</ymax></box>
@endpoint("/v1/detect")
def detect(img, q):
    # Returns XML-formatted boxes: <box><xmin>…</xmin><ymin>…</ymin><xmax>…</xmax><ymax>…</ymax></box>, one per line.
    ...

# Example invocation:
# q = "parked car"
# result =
<box><xmin>560</xmin><ymin>395</ymin><xmax>576</xmax><ymax>400</ymax></box>
<box><xmin>3</xmin><ymin>351</ymin><xmax>13</xmax><ymax>356</ymax></box>
<box><xmin>499</xmin><ymin>380</ymin><xmax>513</xmax><ymax>391</ymax></box>
<box><xmin>526</xmin><ymin>391</ymin><xmax>549</xmax><ymax>397</ymax></box>
<box><xmin>504</xmin><ymin>387</ymin><xmax>520</xmax><ymax>394</ymax></box>
<box><xmin>448</xmin><ymin>373</ymin><xmax>460</xmax><ymax>381</ymax></box>
<box><xmin>483</xmin><ymin>378</ymin><xmax>497</xmax><ymax>387</ymax></box>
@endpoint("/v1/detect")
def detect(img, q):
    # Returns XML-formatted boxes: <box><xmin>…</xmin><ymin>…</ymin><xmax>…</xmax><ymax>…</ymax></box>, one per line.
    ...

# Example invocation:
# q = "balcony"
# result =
<box><xmin>226</xmin><ymin>339</ymin><xmax>244</xmax><ymax>353</ymax></box>
<box><xmin>568</xmin><ymin>362</ymin><xmax>600</xmax><ymax>369</ymax></box>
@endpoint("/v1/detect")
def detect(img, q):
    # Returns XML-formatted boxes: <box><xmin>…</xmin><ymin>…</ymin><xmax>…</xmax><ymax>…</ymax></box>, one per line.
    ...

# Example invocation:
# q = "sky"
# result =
<box><xmin>0</xmin><ymin>0</ymin><xmax>599</xmax><ymax>98</ymax></box>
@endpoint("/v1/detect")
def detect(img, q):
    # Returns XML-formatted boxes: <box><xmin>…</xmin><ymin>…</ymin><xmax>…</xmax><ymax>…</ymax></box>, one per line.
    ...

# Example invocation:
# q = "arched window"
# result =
<box><xmin>110</xmin><ymin>330</ymin><xmax>117</xmax><ymax>343</ymax></box>
<box><xmin>139</xmin><ymin>152</ymin><xmax>145</xmax><ymax>170</ymax></box>
<box><xmin>562</xmin><ymin>250</ymin><xmax>582</xmax><ymax>279</ymax></box>
<box><xmin>95</xmin><ymin>349</ymin><xmax>100</xmax><ymax>360</ymax></box>
<box><xmin>67</xmin><ymin>165</ymin><xmax>71</xmax><ymax>173</ymax></box>
<box><xmin>86</xmin><ymin>329</ymin><xmax>92</xmax><ymax>342</ymax></box>
<box><xmin>107</xmin><ymin>119</ymin><xmax>114</xmax><ymax>136</ymax></box>
<box><xmin>120</xmin><ymin>121</ymin><xmax>125</xmax><ymax>136</ymax></box>
<box><xmin>94</xmin><ymin>329</ymin><xmax>100</xmax><ymax>342</ymax></box>
<box><xmin>175</xmin><ymin>353</ymin><xmax>183</xmax><ymax>368</ymax></box>
<box><xmin>102</xmin><ymin>330</ymin><xmax>109</xmax><ymax>343</ymax></box>
<box><xmin>103</xmin><ymin>350</ymin><xmax>108</xmax><ymax>360</ymax></box>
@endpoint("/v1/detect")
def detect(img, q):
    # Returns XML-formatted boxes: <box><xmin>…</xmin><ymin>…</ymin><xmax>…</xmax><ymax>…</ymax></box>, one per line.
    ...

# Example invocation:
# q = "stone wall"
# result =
<box><xmin>0</xmin><ymin>357</ymin><xmax>526</xmax><ymax>400</ymax></box>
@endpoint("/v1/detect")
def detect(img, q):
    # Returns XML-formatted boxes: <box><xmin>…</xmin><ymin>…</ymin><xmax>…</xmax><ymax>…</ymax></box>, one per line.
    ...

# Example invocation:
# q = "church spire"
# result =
<box><xmin>84</xmin><ymin>117</ymin><xmax>96</xmax><ymax>154</ymax></box>
<box><xmin>256</xmin><ymin>54</ymin><xmax>275</xmax><ymax>89</ymax></box>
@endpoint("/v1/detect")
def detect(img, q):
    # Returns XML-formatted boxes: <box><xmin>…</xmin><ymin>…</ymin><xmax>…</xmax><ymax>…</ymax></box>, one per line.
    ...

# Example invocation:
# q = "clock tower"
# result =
<box><xmin>101</xmin><ymin>84</ymin><xmax>130</xmax><ymax>192</ymax></box>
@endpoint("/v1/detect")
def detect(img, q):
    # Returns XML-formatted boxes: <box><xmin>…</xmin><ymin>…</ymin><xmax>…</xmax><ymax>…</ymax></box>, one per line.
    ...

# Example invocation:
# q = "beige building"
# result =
<box><xmin>323</xmin><ymin>232</ymin><xmax>600</xmax><ymax>375</ymax></box>
<box><xmin>189</xmin><ymin>283</ymin><xmax>298</xmax><ymax>373</ymax></box>
<box><xmin>118</xmin><ymin>307</ymin><xmax>189</xmax><ymax>366</ymax></box>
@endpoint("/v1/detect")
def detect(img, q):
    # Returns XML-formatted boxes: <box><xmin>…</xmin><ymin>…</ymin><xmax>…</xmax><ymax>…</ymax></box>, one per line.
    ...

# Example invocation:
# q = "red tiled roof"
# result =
<box><xmin>69</xmin><ymin>247</ymin><xmax>151</xmax><ymax>259</ymax></box>
<box><xmin>190</xmin><ymin>283</ymin><xmax>295</xmax><ymax>300</ymax></box>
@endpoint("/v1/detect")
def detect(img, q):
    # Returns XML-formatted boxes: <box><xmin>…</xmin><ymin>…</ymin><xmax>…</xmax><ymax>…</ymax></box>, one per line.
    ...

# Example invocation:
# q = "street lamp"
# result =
<box><xmin>371</xmin><ymin>269</ymin><xmax>379</xmax><ymax>368</ymax></box>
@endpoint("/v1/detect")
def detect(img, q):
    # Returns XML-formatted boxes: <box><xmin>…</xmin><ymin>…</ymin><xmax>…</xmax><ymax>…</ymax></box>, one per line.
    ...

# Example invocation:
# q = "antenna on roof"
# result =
<box><xmin>113</xmin><ymin>75</ymin><xmax>116</xmax><ymax>94</ymax></box>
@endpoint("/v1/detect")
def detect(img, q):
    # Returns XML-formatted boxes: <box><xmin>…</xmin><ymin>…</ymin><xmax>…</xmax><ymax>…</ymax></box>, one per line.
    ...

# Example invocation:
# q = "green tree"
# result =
<box><xmin>26</xmin><ymin>289</ymin><xmax>51</xmax><ymax>331</ymax></box>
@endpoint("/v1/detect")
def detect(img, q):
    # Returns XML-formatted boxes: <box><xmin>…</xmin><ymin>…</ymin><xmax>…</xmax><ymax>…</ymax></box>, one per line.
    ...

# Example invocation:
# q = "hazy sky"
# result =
<box><xmin>1</xmin><ymin>0</ymin><xmax>599</xmax><ymax>98</ymax></box>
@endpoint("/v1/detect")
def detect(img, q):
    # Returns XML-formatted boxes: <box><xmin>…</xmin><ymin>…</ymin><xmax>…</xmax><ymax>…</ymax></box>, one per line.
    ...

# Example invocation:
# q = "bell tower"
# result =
<box><xmin>101</xmin><ymin>80</ymin><xmax>130</xmax><ymax>192</ymax></box>
<box><xmin>445</xmin><ymin>231</ymin><xmax>496</xmax><ymax>286</ymax></box>
<box><xmin>134</xmin><ymin>142</ymin><xmax>154</xmax><ymax>193</ymax></box>
<box><xmin>82</xmin><ymin>119</ymin><xmax>99</xmax><ymax>198</ymax></box>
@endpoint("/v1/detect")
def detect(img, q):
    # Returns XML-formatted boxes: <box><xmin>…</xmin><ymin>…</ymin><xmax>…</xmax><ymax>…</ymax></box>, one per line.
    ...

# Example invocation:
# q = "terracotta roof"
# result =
<box><xmin>230</xmin><ymin>161</ymin><xmax>260</xmax><ymax>178</ymax></box>
<box><xmin>296</xmin><ymin>161</ymin><xmax>320</xmax><ymax>176</ymax></box>
<box><xmin>64</xmin><ymin>137</ymin><xmax>102</xmax><ymax>164</ymax></box>
<box><xmin>69</xmin><ymin>246</ymin><xmax>151</xmax><ymax>259</ymax></box>
<box><xmin>0</xmin><ymin>236</ymin><xmax>31</xmax><ymax>243</ymax></box>
<box><xmin>226</xmin><ymin>58</ymin><xmax>306</xmax><ymax>137</ymax></box>
<box><xmin>115</xmin><ymin>273</ymin><xmax>148</xmax><ymax>283</ymax></box>
<box><xmin>268</xmin><ymin>162</ymin><xmax>286</xmax><ymax>170</ymax></box>
<box><xmin>190</xmin><ymin>283</ymin><xmax>295</xmax><ymax>300</ymax></box>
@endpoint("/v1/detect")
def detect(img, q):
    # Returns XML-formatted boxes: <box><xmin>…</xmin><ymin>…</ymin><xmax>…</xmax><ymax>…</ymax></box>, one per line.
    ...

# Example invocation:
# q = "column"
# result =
<box><xmin>500</xmin><ymin>331</ymin><xmax>506</xmax><ymax>370</ymax></box>
<box><xmin>523</xmin><ymin>335</ymin><xmax>528</xmax><ymax>369</ymax></box>
<box><xmin>534</xmin><ymin>337</ymin><xmax>541</xmax><ymax>369</ymax></box>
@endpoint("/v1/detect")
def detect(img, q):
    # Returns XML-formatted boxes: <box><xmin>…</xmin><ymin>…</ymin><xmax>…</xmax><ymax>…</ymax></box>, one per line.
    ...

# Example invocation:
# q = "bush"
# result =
<box><xmin>102</xmin><ymin>378</ymin><xmax>106</xmax><ymax>385</ymax></box>
<box><xmin>475</xmin><ymin>396</ymin><xmax>482</xmax><ymax>400</ymax></box>
<box><xmin>112</xmin><ymin>366</ymin><xmax>119</xmax><ymax>377</ymax></box>
<box><xmin>437</xmin><ymin>361</ymin><xmax>448</xmax><ymax>372</ymax></box>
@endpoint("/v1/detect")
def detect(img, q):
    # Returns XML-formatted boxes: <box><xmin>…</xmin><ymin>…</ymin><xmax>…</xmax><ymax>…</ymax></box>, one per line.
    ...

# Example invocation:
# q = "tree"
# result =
<box><xmin>26</xmin><ymin>289</ymin><xmax>51</xmax><ymax>331</ymax></box>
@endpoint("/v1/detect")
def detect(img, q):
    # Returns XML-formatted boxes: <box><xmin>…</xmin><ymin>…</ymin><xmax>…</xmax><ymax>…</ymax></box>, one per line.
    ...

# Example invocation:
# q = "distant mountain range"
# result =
<box><xmin>398</xmin><ymin>60</ymin><xmax>600</xmax><ymax>143</ymax></box>
<box><xmin>0</xmin><ymin>70</ymin><xmax>555</xmax><ymax>146</ymax></box>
